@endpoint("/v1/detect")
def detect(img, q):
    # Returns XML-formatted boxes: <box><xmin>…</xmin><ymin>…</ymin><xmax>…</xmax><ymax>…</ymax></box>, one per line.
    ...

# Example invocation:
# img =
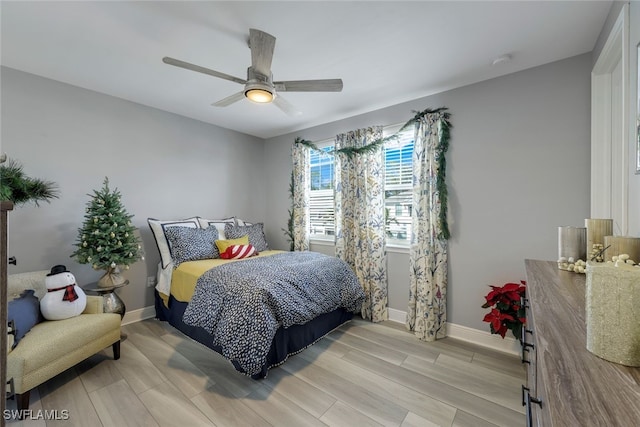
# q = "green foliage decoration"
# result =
<box><xmin>71</xmin><ymin>177</ymin><xmax>143</xmax><ymax>270</ymax></box>
<box><xmin>0</xmin><ymin>158</ymin><xmax>59</xmax><ymax>206</ymax></box>
<box><xmin>282</xmin><ymin>171</ymin><xmax>295</xmax><ymax>251</ymax></box>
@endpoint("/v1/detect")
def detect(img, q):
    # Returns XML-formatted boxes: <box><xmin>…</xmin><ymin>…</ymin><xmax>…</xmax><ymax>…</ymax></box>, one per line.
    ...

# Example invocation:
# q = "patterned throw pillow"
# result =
<box><xmin>219</xmin><ymin>244</ymin><xmax>258</xmax><ymax>260</ymax></box>
<box><xmin>164</xmin><ymin>226</ymin><xmax>219</xmax><ymax>267</ymax></box>
<box><xmin>225</xmin><ymin>223</ymin><xmax>269</xmax><ymax>252</ymax></box>
<box><xmin>215</xmin><ymin>236</ymin><xmax>250</xmax><ymax>254</ymax></box>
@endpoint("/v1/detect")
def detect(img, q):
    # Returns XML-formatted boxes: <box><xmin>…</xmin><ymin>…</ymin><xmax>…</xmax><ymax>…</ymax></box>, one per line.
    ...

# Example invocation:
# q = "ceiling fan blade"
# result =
<box><xmin>273</xmin><ymin>95</ymin><xmax>302</xmax><ymax>116</ymax></box>
<box><xmin>163</xmin><ymin>57</ymin><xmax>246</xmax><ymax>85</ymax></box>
<box><xmin>212</xmin><ymin>91</ymin><xmax>245</xmax><ymax>107</ymax></box>
<box><xmin>274</xmin><ymin>79</ymin><xmax>343</xmax><ymax>92</ymax></box>
<box><xmin>249</xmin><ymin>29</ymin><xmax>276</xmax><ymax>76</ymax></box>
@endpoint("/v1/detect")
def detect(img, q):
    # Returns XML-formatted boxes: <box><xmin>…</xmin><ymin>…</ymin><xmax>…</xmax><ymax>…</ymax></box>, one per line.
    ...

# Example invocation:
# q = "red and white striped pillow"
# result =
<box><xmin>219</xmin><ymin>244</ymin><xmax>258</xmax><ymax>260</ymax></box>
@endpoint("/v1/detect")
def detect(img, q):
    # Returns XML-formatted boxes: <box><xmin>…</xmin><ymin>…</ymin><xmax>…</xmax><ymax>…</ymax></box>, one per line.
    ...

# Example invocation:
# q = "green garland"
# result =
<box><xmin>282</xmin><ymin>171</ymin><xmax>295</xmax><ymax>251</ymax></box>
<box><xmin>435</xmin><ymin>114</ymin><xmax>451</xmax><ymax>240</ymax></box>
<box><xmin>0</xmin><ymin>158</ymin><xmax>59</xmax><ymax>206</ymax></box>
<box><xmin>293</xmin><ymin>106</ymin><xmax>452</xmax><ymax>240</ymax></box>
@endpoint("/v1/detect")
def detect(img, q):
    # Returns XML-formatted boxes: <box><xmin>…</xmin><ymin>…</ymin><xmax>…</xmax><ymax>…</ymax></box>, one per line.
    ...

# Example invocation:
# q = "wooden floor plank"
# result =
<box><xmin>88</xmin><ymin>378</ymin><xmax>159</xmax><ymax>426</ymax></box>
<box><xmin>325</xmin><ymin>329</ymin><xmax>408</xmax><ymax>365</ymax></box>
<box><xmin>260</xmin><ymin>364</ymin><xmax>337</xmax><ymax>418</ymax></box>
<box><xmin>452</xmin><ymin>409</ymin><xmax>501</xmax><ymax>427</ymax></box>
<box><xmin>137</xmin><ymin>380</ymin><xmax>212</xmax><ymax>427</ymax></box>
<box><xmin>190</xmin><ymin>382</ymin><xmax>271</xmax><ymax>427</ymax></box>
<box><xmin>400</xmin><ymin>411</ymin><xmax>441</xmax><ymax>427</ymax></box>
<box><xmin>320</xmin><ymin>401</ymin><xmax>384</xmax><ymax>427</ymax></box>
<box><xmin>240</xmin><ymin>385</ymin><xmax>328</xmax><ymax>427</ymax></box>
<box><xmin>339</xmin><ymin>323</ymin><xmax>441</xmax><ymax>363</ymax></box>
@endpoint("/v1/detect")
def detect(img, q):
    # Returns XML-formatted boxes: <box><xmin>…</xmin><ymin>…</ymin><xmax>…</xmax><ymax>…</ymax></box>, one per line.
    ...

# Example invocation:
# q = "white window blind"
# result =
<box><xmin>307</xmin><ymin>124</ymin><xmax>416</xmax><ymax>246</ymax></box>
<box><xmin>384</xmin><ymin>125</ymin><xmax>415</xmax><ymax>245</ymax></box>
<box><xmin>309</xmin><ymin>142</ymin><xmax>335</xmax><ymax>239</ymax></box>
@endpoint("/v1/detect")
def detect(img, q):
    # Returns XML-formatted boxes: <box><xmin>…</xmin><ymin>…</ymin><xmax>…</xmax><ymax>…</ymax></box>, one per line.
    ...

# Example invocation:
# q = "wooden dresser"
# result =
<box><xmin>523</xmin><ymin>259</ymin><xmax>640</xmax><ymax>426</ymax></box>
<box><xmin>1</xmin><ymin>201</ymin><xmax>13</xmax><ymax>427</ymax></box>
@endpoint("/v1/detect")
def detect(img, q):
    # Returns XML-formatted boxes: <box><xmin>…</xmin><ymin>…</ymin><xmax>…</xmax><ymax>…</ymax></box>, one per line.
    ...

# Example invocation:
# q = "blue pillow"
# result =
<box><xmin>8</xmin><ymin>289</ymin><xmax>43</xmax><ymax>348</ymax></box>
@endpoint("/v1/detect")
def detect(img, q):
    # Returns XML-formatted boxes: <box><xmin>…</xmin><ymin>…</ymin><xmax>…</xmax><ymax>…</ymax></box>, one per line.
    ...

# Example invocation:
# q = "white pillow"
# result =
<box><xmin>197</xmin><ymin>217</ymin><xmax>236</xmax><ymax>240</ymax></box>
<box><xmin>148</xmin><ymin>217</ymin><xmax>200</xmax><ymax>268</ymax></box>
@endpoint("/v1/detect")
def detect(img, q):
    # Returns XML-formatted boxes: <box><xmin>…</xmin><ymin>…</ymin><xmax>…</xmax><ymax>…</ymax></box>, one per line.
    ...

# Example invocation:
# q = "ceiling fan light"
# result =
<box><xmin>245</xmin><ymin>88</ymin><xmax>273</xmax><ymax>103</ymax></box>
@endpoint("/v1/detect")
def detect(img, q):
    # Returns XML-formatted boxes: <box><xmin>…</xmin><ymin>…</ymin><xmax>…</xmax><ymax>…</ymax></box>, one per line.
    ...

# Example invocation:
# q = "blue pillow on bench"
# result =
<box><xmin>8</xmin><ymin>289</ymin><xmax>43</xmax><ymax>349</ymax></box>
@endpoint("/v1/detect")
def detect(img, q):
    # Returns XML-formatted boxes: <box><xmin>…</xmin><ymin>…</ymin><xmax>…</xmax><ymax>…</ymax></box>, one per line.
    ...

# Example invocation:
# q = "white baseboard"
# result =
<box><xmin>388</xmin><ymin>307</ymin><xmax>407</xmax><ymax>324</ymax></box>
<box><xmin>386</xmin><ymin>308</ymin><xmax>520</xmax><ymax>356</ymax></box>
<box><xmin>122</xmin><ymin>305</ymin><xmax>156</xmax><ymax>325</ymax></box>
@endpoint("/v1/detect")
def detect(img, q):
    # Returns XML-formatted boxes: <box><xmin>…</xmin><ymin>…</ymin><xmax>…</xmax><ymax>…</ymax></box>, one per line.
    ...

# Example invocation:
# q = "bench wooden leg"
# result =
<box><xmin>16</xmin><ymin>391</ymin><xmax>30</xmax><ymax>414</ymax></box>
<box><xmin>112</xmin><ymin>340</ymin><xmax>121</xmax><ymax>360</ymax></box>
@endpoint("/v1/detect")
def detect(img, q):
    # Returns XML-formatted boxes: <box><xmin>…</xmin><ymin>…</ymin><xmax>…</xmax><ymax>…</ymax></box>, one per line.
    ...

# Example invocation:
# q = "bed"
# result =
<box><xmin>149</xmin><ymin>217</ymin><xmax>365</xmax><ymax>379</ymax></box>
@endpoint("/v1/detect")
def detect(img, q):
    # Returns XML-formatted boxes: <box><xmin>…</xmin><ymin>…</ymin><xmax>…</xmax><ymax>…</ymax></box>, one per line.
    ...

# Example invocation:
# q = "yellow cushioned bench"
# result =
<box><xmin>6</xmin><ymin>271</ymin><xmax>121</xmax><ymax>412</ymax></box>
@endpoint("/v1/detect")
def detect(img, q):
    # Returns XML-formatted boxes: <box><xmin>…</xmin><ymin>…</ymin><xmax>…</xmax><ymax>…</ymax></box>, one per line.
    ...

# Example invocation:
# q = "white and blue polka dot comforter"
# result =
<box><xmin>182</xmin><ymin>251</ymin><xmax>365</xmax><ymax>376</ymax></box>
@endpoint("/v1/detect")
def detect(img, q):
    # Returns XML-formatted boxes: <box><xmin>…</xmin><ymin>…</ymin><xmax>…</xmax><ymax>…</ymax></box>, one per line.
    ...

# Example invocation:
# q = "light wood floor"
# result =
<box><xmin>6</xmin><ymin>317</ymin><xmax>525</xmax><ymax>427</ymax></box>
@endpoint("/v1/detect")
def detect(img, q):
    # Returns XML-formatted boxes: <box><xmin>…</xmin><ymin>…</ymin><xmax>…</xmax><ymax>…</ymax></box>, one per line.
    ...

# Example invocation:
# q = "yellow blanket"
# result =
<box><xmin>165</xmin><ymin>250</ymin><xmax>284</xmax><ymax>303</ymax></box>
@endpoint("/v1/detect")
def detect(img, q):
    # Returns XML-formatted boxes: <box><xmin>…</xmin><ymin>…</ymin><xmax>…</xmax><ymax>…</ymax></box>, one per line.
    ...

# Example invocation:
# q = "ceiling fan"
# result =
<box><xmin>162</xmin><ymin>28</ymin><xmax>343</xmax><ymax>115</ymax></box>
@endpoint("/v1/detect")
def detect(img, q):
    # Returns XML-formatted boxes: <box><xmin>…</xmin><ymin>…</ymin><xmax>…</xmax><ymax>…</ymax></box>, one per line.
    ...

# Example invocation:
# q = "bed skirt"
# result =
<box><xmin>154</xmin><ymin>290</ymin><xmax>353</xmax><ymax>379</ymax></box>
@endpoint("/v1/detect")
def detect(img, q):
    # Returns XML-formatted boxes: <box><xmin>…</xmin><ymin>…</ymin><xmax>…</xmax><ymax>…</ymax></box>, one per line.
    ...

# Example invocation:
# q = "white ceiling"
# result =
<box><xmin>1</xmin><ymin>1</ymin><xmax>612</xmax><ymax>139</ymax></box>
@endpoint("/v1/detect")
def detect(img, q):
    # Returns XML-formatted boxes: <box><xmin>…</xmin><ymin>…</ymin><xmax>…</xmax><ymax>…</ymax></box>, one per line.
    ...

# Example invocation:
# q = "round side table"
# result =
<box><xmin>83</xmin><ymin>280</ymin><xmax>128</xmax><ymax>320</ymax></box>
<box><xmin>83</xmin><ymin>280</ymin><xmax>128</xmax><ymax>341</ymax></box>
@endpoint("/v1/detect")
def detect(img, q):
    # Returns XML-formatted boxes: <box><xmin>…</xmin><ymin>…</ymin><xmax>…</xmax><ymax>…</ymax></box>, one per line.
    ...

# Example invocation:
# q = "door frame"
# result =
<box><xmin>591</xmin><ymin>3</ymin><xmax>629</xmax><ymax>235</ymax></box>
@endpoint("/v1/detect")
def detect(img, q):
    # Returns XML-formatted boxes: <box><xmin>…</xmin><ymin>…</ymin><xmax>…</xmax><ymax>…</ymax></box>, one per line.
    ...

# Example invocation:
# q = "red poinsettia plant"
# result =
<box><xmin>482</xmin><ymin>281</ymin><xmax>527</xmax><ymax>341</ymax></box>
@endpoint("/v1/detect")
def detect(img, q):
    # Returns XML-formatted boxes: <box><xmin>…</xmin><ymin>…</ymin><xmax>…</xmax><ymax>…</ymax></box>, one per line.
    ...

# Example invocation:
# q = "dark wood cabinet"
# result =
<box><xmin>1</xmin><ymin>201</ymin><xmax>14</xmax><ymax>427</ymax></box>
<box><xmin>524</xmin><ymin>259</ymin><xmax>640</xmax><ymax>426</ymax></box>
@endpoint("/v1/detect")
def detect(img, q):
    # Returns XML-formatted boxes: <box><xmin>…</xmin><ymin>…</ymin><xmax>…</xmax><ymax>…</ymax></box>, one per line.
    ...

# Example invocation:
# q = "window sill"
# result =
<box><xmin>309</xmin><ymin>238</ymin><xmax>335</xmax><ymax>247</ymax></box>
<box><xmin>309</xmin><ymin>239</ymin><xmax>409</xmax><ymax>254</ymax></box>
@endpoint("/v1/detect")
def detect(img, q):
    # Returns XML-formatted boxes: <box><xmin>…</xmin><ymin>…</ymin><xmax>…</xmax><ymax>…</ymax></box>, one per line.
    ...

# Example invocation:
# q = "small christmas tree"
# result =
<box><xmin>71</xmin><ymin>177</ymin><xmax>142</xmax><ymax>286</ymax></box>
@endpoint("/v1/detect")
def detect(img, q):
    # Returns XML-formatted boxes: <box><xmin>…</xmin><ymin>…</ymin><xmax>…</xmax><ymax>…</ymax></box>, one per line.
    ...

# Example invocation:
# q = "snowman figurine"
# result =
<box><xmin>40</xmin><ymin>265</ymin><xmax>87</xmax><ymax>320</ymax></box>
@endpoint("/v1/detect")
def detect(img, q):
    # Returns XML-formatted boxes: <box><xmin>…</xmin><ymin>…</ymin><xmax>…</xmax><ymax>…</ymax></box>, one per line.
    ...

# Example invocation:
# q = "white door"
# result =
<box><xmin>591</xmin><ymin>4</ymin><xmax>629</xmax><ymax>235</ymax></box>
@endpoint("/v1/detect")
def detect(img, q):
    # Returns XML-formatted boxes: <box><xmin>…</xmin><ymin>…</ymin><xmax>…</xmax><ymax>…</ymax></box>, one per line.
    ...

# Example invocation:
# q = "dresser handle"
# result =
<box><xmin>8</xmin><ymin>256</ymin><xmax>16</xmax><ymax>265</ymax></box>
<box><xmin>521</xmin><ymin>340</ymin><xmax>534</xmax><ymax>364</ymax></box>
<box><xmin>522</xmin><ymin>385</ymin><xmax>542</xmax><ymax>427</ymax></box>
<box><xmin>7</xmin><ymin>319</ymin><xmax>15</xmax><ymax>337</ymax></box>
<box><xmin>6</xmin><ymin>377</ymin><xmax>15</xmax><ymax>401</ymax></box>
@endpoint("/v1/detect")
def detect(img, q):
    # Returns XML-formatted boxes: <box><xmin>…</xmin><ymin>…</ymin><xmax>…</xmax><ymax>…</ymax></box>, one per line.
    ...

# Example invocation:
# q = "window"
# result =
<box><xmin>309</xmin><ymin>141</ymin><xmax>335</xmax><ymax>240</ymax></box>
<box><xmin>307</xmin><ymin>124</ymin><xmax>416</xmax><ymax>246</ymax></box>
<box><xmin>384</xmin><ymin>124</ymin><xmax>414</xmax><ymax>245</ymax></box>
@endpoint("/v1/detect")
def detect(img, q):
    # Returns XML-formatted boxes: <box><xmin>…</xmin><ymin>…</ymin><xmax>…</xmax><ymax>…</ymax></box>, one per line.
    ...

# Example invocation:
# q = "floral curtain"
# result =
<box><xmin>406</xmin><ymin>112</ymin><xmax>450</xmax><ymax>341</ymax></box>
<box><xmin>334</xmin><ymin>127</ymin><xmax>388</xmax><ymax>322</ymax></box>
<box><xmin>291</xmin><ymin>141</ymin><xmax>310</xmax><ymax>251</ymax></box>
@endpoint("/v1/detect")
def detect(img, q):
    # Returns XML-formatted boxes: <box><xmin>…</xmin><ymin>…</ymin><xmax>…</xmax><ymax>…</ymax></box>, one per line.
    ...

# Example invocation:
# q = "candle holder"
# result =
<box><xmin>558</xmin><ymin>226</ymin><xmax>586</xmax><ymax>262</ymax></box>
<box><xmin>585</xmin><ymin>218</ymin><xmax>613</xmax><ymax>261</ymax></box>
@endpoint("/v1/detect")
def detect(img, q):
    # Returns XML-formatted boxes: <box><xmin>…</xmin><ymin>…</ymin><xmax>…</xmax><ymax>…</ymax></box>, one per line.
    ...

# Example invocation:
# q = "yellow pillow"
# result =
<box><xmin>215</xmin><ymin>236</ymin><xmax>249</xmax><ymax>254</ymax></box>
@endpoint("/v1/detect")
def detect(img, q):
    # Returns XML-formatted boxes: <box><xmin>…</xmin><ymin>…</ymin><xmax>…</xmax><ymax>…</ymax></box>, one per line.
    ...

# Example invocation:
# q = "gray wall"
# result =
<box><xmin>264</xmin><ymin>54</ymin><xmax>592</xmax><ymax>330</ymax></box>
<box><xmin>1</xmin><ymin>67</ymin><xmax>266</xmax><ymax>312</ymax></box>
